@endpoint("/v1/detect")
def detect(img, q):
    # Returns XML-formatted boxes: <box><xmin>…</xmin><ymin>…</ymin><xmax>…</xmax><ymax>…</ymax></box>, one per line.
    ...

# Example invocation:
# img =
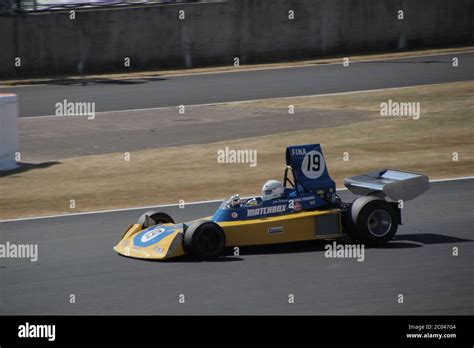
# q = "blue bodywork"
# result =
<box><xmin>212</xmin><ymin>144</ymin><xmax>337</xmax><ymax>222</ymax></box>
<box><xmin>133</xmin><ymin>224</ymin><xmax>178</xmax><ymax>247</ymax></box>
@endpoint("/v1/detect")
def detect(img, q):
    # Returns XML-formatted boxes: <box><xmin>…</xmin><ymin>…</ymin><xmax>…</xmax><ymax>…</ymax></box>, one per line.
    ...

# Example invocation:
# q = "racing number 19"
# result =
<box><xmin>307</xmin><ymin>153</ymin><xmax>320</xmax><ymax>172</ymax></box>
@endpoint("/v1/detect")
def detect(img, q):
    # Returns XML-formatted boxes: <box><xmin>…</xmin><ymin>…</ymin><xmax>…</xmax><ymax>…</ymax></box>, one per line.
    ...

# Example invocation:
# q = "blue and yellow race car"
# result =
<box><xmin>114</xmin><ymin>144</ymin><xmax>430</xmax><ymax>260</ymax></box>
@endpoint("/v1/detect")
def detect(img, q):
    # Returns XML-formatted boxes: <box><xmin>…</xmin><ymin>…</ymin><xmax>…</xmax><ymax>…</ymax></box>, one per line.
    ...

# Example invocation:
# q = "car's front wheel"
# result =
<box><xmin>183</xmin><ymin>221</ymin><xmax>225</xmax><ymax>260</ymax></box>
<box><xmin>137</xmin><ymin>211</ymin><xmax>174</xmax><ymax>229</ymax></box>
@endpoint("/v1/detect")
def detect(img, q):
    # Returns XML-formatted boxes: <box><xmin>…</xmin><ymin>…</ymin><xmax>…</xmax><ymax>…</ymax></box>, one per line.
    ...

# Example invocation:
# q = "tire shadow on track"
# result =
<box><xmin>139</xmin><ymin>233</ymin><xmax>473</xmax><ymax>263</ymax></box>
<box><xmin>151</xmin><ymin>256</ymin><xmax>245</xmax><ymax>263</ymax></box>
<box><xmin>392</xmin><ymin>233</ymin><xmax>473</xmax><ymax>245</ymax></box>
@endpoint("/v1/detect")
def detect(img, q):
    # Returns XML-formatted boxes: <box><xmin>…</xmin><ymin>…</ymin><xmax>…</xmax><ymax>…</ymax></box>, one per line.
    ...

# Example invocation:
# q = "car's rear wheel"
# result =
<box><xmin>137</xmin><ymin>211</ymin><xmax>174</xmax><ymax>229</ymax></box>
<box><xmin>183</xmin><ymin>221</ymin><xmax>225</xmax><ymax>260</ymax></box>
<box><xmin>348</xmin><ymin>197</ymin><xmax>398</xmax><ymax>245</ymax></box>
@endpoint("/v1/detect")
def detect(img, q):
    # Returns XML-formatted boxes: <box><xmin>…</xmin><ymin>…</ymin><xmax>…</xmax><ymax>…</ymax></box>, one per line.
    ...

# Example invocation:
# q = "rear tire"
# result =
<box><xmin>184</xmin><ymin>221</ymin><xmax>225</xmax><ymax>260</ymax></box>
<box><xmin>137</xmin><ymin>211</ymin><xmax>174</xmax><ymax>229</ymax></box>
<box><xmin>349</xmin><ymin>198</ymin><xmax>398</xmax><ymax>245</ymax></box>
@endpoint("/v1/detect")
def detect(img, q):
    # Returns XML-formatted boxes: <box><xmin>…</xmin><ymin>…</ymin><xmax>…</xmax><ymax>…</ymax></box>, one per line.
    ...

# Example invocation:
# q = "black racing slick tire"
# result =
<box><xmin>137</xmin><ymin>211</ymin><xmax>174</xmax><ymax>229</ymax></box>
<box><xmin>183</xmin><ymin>221</ymin><xmax>225</xmax><ymax>260</ymax></box>
<box><xmin>349</xmin><ymin>198</ymin><xmax>398</xmax><ymax>246</ymax></box>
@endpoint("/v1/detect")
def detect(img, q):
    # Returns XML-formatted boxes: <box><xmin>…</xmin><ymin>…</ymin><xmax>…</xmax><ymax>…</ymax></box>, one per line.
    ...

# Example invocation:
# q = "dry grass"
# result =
<box><xmin>0</xmin><ymin>81</ymin><xmax>472</xmax><ymax>219</ymax></box>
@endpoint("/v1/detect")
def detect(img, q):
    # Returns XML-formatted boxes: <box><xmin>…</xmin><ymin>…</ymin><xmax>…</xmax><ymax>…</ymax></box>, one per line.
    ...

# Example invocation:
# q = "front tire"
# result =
<box><xmin>349</xmin><ymin>198</ymin><xmax>398</xmax><ymax>245</ymax></box>
<box><xmin>137</xmin><ymin>211</ymin><xmax>174</xmax><ymax>229</ymax></box>
<box><xmin>183</xmin><ymin>221</ymin><xmax>225</xmax><ymax>260</ymax></box>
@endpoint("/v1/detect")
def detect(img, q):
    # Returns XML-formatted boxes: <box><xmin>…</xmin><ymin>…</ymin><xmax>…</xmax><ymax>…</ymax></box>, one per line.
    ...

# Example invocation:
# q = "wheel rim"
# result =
<box><xmin>367</xmin><ymin>209</ymin><xmax>392</xmax><ymax>237</ymax></box>
<box><xmin>197</xmin><ymin>228</ymin><xmax>222</xmax><ymax>254</ymax></box>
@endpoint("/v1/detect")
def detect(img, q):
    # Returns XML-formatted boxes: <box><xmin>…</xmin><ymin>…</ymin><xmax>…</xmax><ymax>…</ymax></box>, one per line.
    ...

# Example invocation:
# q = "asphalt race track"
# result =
<box><xmin>1</xmin><ymin>50</ymin><xmax>472</xmax><ymax>316</ymax></box>
<box><xmin>4</xmin><ymin>52</ymin><xmax>474</xmax><ymax>117</ymax></box>
<box><xmin>1</xmin><ymin>179</ymin><xmax>472</xmax><ymax>315</ymax></box>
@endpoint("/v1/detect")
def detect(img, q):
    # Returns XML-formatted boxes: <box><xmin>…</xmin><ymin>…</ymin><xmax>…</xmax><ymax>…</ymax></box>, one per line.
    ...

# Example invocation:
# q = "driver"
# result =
<box><xmin>261</xmin><ymin>180</ymin><xmax>284</xmax><ymax>201</ymax></box>
<box><xmin>229</xmin><ymin>180</ymin><xmax>285</xmax><ymax>207</ymax></box>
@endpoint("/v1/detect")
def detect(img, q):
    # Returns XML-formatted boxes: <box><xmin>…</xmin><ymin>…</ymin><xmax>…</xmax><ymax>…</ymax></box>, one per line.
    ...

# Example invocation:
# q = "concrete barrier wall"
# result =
<box><xmin>0</xmin><ymin>0</ymin><xmax>472</xmax><ymax>78</ymax></box>
<box><xmin>0</xmin><ymin>94</ymin><xmax>18</xmax><ymax>170</ymax></box>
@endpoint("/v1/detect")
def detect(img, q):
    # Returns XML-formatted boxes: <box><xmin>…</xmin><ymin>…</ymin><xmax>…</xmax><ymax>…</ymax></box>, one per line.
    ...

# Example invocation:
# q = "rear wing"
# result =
<box><xmin>344</xmin><ymin>169</ymin><xmax>430</xmax><ymax>201</ymax></box>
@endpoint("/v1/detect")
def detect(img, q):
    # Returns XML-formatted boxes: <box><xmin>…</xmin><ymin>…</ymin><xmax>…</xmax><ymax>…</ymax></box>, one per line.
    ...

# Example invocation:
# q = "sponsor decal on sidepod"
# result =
<box><xmin>247</xmin><ymin>204</ymin><xmax>287</xmax><ymax>217</ymax></box>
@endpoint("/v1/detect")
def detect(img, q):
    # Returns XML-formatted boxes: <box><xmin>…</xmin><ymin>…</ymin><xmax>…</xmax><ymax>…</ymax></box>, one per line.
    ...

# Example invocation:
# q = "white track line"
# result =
<box><xmin>19</xmin><ymin>82</ymin><xmax>471</xmax><ymax>120</ymax></box>
<box><xmin>1</xmin><ymin>176</ymin><xmax>472</xmax><ymax>223</ymax></box>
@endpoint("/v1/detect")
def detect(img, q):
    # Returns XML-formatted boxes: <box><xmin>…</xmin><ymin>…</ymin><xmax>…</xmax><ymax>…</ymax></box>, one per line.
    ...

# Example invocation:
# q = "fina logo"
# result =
<box><xmin>141</xmin><ymin>227</ymin><xmax>167</xmax><ymax>243</ymax></box>
<box><xmin>291</xmin><ymin>148</ymin><xmax>307</xmax><ymax>156</ymax></box>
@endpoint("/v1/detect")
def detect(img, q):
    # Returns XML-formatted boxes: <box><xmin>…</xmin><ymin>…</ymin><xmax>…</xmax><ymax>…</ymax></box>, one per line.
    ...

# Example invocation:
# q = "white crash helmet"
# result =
<box><xmin>261</xmin><ymin>180</ymin><xmax>284</xmax><ymax>201</ymax></box>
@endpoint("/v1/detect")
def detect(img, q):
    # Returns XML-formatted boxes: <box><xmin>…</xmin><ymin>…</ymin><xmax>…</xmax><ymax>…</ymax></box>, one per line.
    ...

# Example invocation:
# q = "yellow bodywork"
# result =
<box><xmin>113</xmin><ymin>223</ymin><xmax>186</xmax><ymax>260</ymax></box>
<box><xmin>220</xmin><ymin>209</ymin><xmax>341</xmax><ymax>246</ymax></box>
<box><xmin>114</xmin><ymin>209</ymin><xmax>341</xmax><ymax>260</ymax></box>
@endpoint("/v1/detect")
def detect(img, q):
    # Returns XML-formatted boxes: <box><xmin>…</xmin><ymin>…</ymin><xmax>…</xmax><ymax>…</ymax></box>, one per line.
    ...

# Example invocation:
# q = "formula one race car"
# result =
<box><xmin>114</xmin><ymin>144</ymin><xmax>430</xmax><ymax>260</ymax></box>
